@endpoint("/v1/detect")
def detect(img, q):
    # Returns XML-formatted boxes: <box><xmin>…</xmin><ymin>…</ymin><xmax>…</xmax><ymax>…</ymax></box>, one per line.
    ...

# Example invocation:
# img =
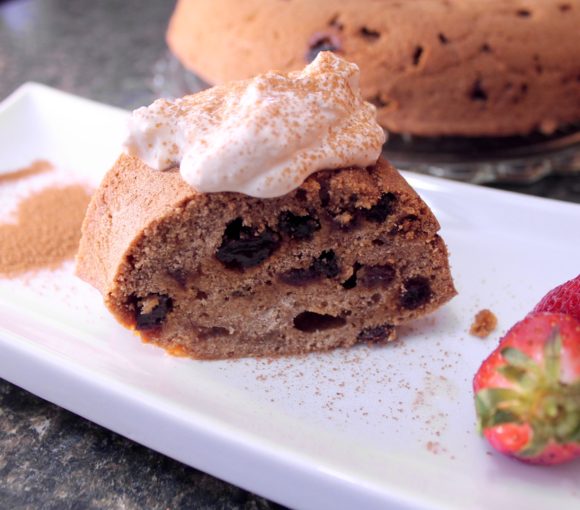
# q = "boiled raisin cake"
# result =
<box><xmin>76</xmin><ymin>53</ymin><xmax>456</xmax><ymax>359</ymax></box>
<box><xmin>167</xmin><ymin>0</ymin><xmax>580</xmax><ymax>137</ymax></box>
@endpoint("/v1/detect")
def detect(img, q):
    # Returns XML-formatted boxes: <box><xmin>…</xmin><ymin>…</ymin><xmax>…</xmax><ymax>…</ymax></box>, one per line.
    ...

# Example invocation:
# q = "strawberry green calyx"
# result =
<box><xmin>475</xmin><ymin>327</ymin><xmax>580</xmax><ymax>458</ymax></box>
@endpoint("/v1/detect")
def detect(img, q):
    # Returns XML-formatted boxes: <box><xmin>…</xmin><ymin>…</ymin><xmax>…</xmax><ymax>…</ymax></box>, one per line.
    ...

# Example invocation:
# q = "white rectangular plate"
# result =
<box><xmin>1</xmin><ymin>83</ymin><xmax>579</xmax><ymax>510</ymax></box>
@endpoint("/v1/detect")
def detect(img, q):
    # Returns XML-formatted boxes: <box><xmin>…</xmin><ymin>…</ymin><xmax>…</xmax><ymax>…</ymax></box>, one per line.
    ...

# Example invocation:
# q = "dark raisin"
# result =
<box><xmin>412</xmin><ymin>46</ymin><xmax>424</xmax><ymax>66</ymax></box>
<box><xmin>306</xmin><ymin>32</ymin><xmax>341</xmax><ymax>62</ymax></box>
<box><xmin>360</xmin><ymin>264</ymin><xmax>396</xmax><ymax>288</ymax></box>
<box><xmin>357</xmin><ymin>324</ymin><xmax>394</xmax><ymax>343</ymax></box>
<box><xmin>516</xmin><ymin>9</ymin><xmax>531</xmax><ymax>17</ymax></box>
<box><xmin>293</xmin><ymin>311</ymin><xmax>346</xmax><ymax>332</ymax></box>
<box><xmin>342</xmin><ymin>263</ymin><xmax>362</xmax><ymax>289</ymax></box>
<box><xmin>369</xmin><ymin>95</ymin><xmax>389</xmax><ymax>108</ymax></box>
<box><xmin>216</xmin><ymin>218</ymin><xmax>280</xmax><ymax>270</ymax></box>
<box><xmin>279</xmin><ymin>267</ymin><xmax>318</xmax><ymax>286</ymax></box>
<box><xmin>362</xmin><ymin>193</ymin><xmax>396</xmax><ymax>223</ymax></box>
<box><xmin>470</xmin><ymin>80</ymin><xmax>488</xmax><ymax>102</ymax></box>
<box><xmin>295</xmin><ymin>188</ymin><xmax>308</xmax><ymax>202</ymax></box>
<box><xmin>438</xmin><ymin>33</ymin><xmax>448</xmax><ymax>44</ymax></box>
<box><xmin>328</xmin><ymin>15</ymin><xmax>344</xmax><ymax>30</ymax></box>
<box><xmin>278</xmin><ymin>211</ymin><xmax>320</xmax><ymax>240</ymax></box>
<box><xmin>317</xmin><ymin>176</ymin><xmax>331</xmax><ymax>207</ymax></box>
<box><xmin>166</xmin><ymin>268</ymin><xmax>189</xmax><ymax>288</ymax></box>
<box><xmin>134</xmin><ymin>294</ymin><xmax>173</xmax><ymax>330</ymax></box>
<box><xmin>400</xmin><ymin>276</ymin><xmax>432</xmax><ymax>310</ymax></box>
<box><xmin>312</xmin><ymin>250</ymin><xmax>340</xmax><ymax>278</ymax></box>
<box><xmin>279</xmin><ymin>250</ymin><xmax>341</xmax><ymax>286</ymax></box>
<box><xmin>360</xmin><ymin>27</ymin><xmax>380</xmax><ymax>40</ymax></box>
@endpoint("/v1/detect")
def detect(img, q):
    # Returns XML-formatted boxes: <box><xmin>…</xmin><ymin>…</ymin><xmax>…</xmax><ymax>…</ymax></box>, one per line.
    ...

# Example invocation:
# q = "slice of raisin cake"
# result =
<box><xmin>77</xmin><ymin>155</ymin><xmax>455</xmax><ymax>359</ymax></box>
<box><xmin>76</xmin><ymin>53</ymin><xmax>456</xmax><ymax>359</ymax></box>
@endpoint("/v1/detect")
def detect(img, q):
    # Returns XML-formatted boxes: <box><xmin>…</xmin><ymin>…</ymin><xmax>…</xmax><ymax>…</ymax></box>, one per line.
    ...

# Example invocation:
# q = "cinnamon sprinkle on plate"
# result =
<box><xmin>0</xmin><ymin>159</ymin><xmax>53</xmax><ymax>184</ymax></box>
<box><xmin>0</xmin><ymin>184</ymin><xmax>91</xmax><ymax>276</ymax></box>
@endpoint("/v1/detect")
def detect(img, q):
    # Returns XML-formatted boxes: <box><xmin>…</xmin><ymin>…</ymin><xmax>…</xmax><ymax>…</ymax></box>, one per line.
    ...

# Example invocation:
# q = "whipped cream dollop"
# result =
<box><xmin>124</xmin><ymin>52</ymin><xmax>385</xmax><ymax>198</ymax></box>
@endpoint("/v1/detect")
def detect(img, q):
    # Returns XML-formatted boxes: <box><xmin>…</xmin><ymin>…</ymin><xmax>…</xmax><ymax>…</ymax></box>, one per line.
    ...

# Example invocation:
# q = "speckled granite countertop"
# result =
<box><xmin>0</xmin><ymin>1</ymin><xmax>282</xmax><ymax>508</ymax></box>
<box><xmin>0</xmin><ymin>1</ymin><xmax>579</xmax><ymax>509</ymax></box>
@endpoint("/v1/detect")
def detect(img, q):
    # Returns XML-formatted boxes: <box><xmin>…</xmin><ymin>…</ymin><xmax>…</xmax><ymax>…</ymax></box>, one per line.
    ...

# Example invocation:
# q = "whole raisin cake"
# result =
<box><xmin>76</xmin><ymin>53</ymin><xmax>456</xmax><ymax>359</ymax></box>
<box><xmin>167</xmin><ymin>0</ymin><xmax>580</xmax><ymax>137</ymax></box>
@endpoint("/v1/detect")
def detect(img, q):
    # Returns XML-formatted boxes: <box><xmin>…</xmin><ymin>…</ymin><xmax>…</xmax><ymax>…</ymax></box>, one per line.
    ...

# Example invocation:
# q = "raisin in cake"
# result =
<box><xmin>76</xmin><ymin>53</ymin><xmax>456</xmax><ymax>359</ymax></box>
<box><xmin>167</xmin><ymin>0</ymin><xmax>580</xmax><ymax>137</ymax></box>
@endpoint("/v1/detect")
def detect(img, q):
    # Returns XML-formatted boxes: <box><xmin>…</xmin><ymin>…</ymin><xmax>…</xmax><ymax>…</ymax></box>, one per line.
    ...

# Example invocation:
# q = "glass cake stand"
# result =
<box><xmin>153</xmin><ymin>52</ymin><xmax>580</xmax><ymax>185</ymax></box>
<box><xmin>384</xmin><ymin>127</ymin><xmax>580</xmax><ymax>184</ymax></box>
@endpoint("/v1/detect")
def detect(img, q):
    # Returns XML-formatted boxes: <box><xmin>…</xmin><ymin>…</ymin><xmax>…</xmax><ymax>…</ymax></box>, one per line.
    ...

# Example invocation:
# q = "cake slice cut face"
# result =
<box><xmin>76</xmin><ymin>155</ymin><xmax>455</xmax><ymax>359</ymax></box>
<box><xmin>76</xmin><ymin>52</ymin><xmax>456</xmax><ymax>359</ymax></box>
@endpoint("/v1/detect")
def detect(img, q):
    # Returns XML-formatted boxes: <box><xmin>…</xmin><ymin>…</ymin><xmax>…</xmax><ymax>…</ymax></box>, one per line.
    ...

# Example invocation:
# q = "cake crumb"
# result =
<box><xmin>470</xmin><ymin>309</ymin><xmax>497</xmax><ymax>338</ymax></box>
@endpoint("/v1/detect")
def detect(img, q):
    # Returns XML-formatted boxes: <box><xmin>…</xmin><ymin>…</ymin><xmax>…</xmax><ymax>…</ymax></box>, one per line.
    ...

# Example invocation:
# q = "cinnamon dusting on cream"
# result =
<box><xmin>124</xmin><ymin>52</ymin><xmax>385</xmax><ymax>198</ymax></box>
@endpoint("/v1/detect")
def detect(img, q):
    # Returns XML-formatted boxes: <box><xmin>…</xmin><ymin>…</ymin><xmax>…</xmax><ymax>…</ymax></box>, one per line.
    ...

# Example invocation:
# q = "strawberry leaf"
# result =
<box><xmin>497</xmin><ymin>365</ymin><xmax>528</xmax><ymax>383</ymax></box>
<box><xmin>476</xmin><ymin>387</ymin><xmax>520</xmax><ymax>409</ymax></box>
<box><xmin>489</xmin><ymin>409</ymin><xmax>520</xmax><ymax>427</ymax></box>
<box><xmin>501</xmin><ymin>347</ymin><xmax>539</xmax><ymax>373</ymax></box>
<box><xmin>476</xmin><ymin>388</ymin><xmax>521</xmax><ymax>430</ymax></box>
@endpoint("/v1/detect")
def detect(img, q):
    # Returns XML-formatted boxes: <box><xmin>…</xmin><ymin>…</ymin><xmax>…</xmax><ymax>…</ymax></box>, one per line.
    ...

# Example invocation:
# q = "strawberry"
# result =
<box><xmin>473</xmin><ymin>312</ymin><xmax>580</xmax><ymax>465</ymax></box>
<box><xmin>533</xmin><ymin>273</ymin><xmax>580</xmax><ymax>321</ymax></box>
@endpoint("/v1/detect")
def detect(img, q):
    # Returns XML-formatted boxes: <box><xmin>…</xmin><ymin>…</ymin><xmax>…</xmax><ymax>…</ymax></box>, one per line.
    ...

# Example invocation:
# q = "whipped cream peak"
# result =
<box><xmin>124</xmin><ymin>52</ymin><xmax>386</xmax><ymax>198</ymax></box>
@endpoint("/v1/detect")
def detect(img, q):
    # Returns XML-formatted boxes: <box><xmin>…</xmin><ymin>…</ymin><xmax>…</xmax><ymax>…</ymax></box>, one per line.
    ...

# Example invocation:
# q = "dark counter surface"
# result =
<box><xmin>0</xmin><ymin>1</ymin><xmax>282</xmax><ymax>508</ymax></box>
<box><xmin>0</xmin><ymin>1</ymin><xmax>579</xmax><ymax>509</ymax></box>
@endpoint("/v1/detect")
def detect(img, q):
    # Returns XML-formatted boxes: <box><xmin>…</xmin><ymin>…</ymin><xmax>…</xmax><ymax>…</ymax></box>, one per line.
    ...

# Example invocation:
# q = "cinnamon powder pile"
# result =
<box><xmin>0</xmin><ymin>162</ymin><xmax>91</xmax><ymax>276</ymax></box>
